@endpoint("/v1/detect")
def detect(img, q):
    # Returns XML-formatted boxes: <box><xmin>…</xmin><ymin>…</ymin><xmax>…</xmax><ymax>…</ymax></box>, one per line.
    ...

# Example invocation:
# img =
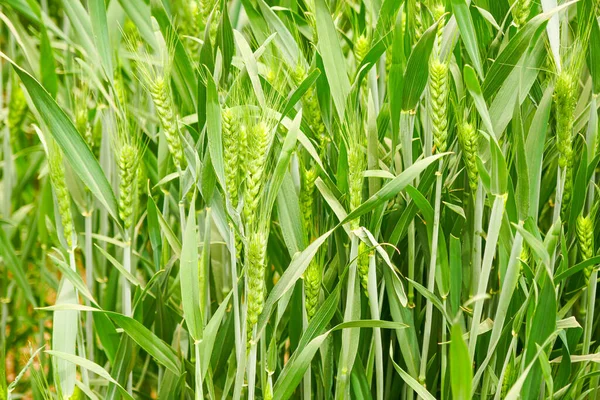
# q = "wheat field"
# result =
<box><xmin>0</xmin><ymin>0</ymin><xmax>599</xmax><ymax>399</ymax></box>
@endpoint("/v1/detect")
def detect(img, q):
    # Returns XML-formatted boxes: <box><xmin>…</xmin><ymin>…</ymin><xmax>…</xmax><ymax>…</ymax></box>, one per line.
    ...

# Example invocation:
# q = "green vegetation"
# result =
<box><xmin>0</xmin><ymin>0</ymin><xmax>599</xmax><ymax>398</ymax></box>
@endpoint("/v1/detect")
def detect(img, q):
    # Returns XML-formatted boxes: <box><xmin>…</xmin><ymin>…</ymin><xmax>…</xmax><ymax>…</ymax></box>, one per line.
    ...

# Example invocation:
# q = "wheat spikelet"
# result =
<box><xmin>148</xmin><ymin>76</ymin><xmax>186</xmax><ymax>171</ymax></box>
<box><xmin>301</xmin><ymin>165</ymin><xmax>317</xmax><ymax>237</ymax></box>
<box><xmin>576</xmin><ymin>215</ymin><xmax>594</xmax><ymax>280</ymax></box>
<box><xmin>291</xmin><ymin>64</ymin><xmax>327</xmax><ymax>151</ymax></box>
<box><xmin>246</xmin><ymin>230</ymin><xmax>267</xmax><ymax>348</ymax></box>
<box><xmin>357</xmin><ymin>241</ymin><xmax>370</xmax><ymax>298</ymax></box>
<box><xmin>561</xmin><ymin>159</ymin><xmax>574</xmax><ymax>217</ymax></box>
<box><xmin>348</xmin><ymin>143</ymin><xmax>365</xmax><ymax>231</ymax></box>
<box><xmin>132</xmin><ymin>40</ymin><xmax>187</xmax><ymax>172</ymax></box>
<box><xmin>458</xmin><ymin>122</ymin><xmax>479</xmax><ymax>193</ymax></box>
<box><xmin>118</xmin><ymin>143</ymin><xmax>138</xmax><ymax>232</ymax></box>
<box><xmin>519</xmin><ymin>243</ymin><xmax>531</xmax><ymax>275</ymax></box>
<box><xmin>301</xmin><ymin>164</ymin><xmax>321</xmax><ymax>319</ymax></box>
<box><xmin>431</xmin><ymin>3</ymin><xmax>446</xmax><ymax>53</ymax></box>
<box><xmin>511</xmin><ymin>0</ymin><xmax>532</xmax><ymax>28</ymax></box>
<box><xmin>554</xmin><ymin>72</ymin><xmax>576</xmax><ymax>169</ymax></box>
<box><xmin>501</xmin><ymin>360</ymin><xmax>515</xmax><ymax>398</ymax></box>
<box><xmin>223</xmin><ymin>107</ymin><xmax>240</xmax><ymax>207</ymax></box>
<box><xmin>200</xmin><ymin>0</ymin><xmax>217</xmax><ymax>28</ymax></box>
<box><xmin>243</xmin><ymin>121</ymin><xmax>270</xmax><ymax>230</ymax></box>
<box><xmin>429</xmin><ymin>59</ymin><xmax>449</xmax><ymax>154</ymax></box>
<box><xmin>8</xmin><ymin>81</ymin><xmax>27</xmax><ymax>132</ymax></box>
<box><xmin>48</xmin><ymin>143</ymin><xmax>75</xmax><ymax>249</ymax></box>
<box><xmin>355</xmin><ymin>34</ymin><xmax>369</xmax><ymax>65</ymax></box>
<box><xmin>410</xmin><ymin>0</ymin><xmax>424</xmax><ymax>44</ymax></box>
<box><xmin>209</xmin><ymin>9</ymin><xmax>221</xmax><ymax>46</ymax></box>
<box><xmin>304</xmin><ymin>259</ymin><xmax>322</xmax><ymax>320</ymax></box>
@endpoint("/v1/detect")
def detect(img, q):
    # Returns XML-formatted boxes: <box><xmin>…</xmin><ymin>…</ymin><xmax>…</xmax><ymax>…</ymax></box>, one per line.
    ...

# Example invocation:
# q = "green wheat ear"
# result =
<box><xmin>223</xmin><ymin>107</ymin><xmax>240</xmax><ymax>207</ymax></box>
<box><xmin>554</xmin><ymin>72</ymin><xmax>576</xmax><ymax>170</ymax></box>
<box><xmin>118</xmin><ymin>143</ymin><xmax>138</xmax><ymax>232</ymax></box>
<box><xmin>149</xmin><ymin>75</ymin><xmax>186</xmax><ymax>171</ymax></box>
<box><xmin>300</xmin><ymin>165</ymin><xmax>317</xmax><ymax>239</ymax></box>
<box><xmin>74</xmin><ymin>82</ymin><xmax>95</xmax><ymax>154</ymax></box>
<box><xmin>554</xmin><ymin>71</ymin><xmax>577</xmax><ymax>217</ymax></box>
<box><xmin>8</xmin><ymin>80</ymin><xmax>28</xmax><ymax>132</ymax></box>
<box><xmin>354</xmin><ymin>34</ymin><xmax>369</xmax><ymax>65</ymax></box>
<box><xmin>48</xmin><ymin>142</ymin><xmax>75</xmax><ymax>250</ymax></box>
<box><xmin>132</xmin><ymin>38</ymin><xmax>187</xmax><ymax>172</ymax></box>
<box><xmin>304</xmin><ymin>259</ymin><xmax>322</xmax><ymax>320</ymax></box>
<box><xmin>348</xmin><ymin>142</ymin><xmax>365</xmax><ymax>231</ymax></box>
<box><xmin>429</xmin><ymin>58</ymin><xmax>449</xmax><ymax>154</ymax></box>
<box><xmin>246</xmin><ymin>230</ymin><xmax>267</xmax><ymax>348</ymax></box>
<box><xmin>301</xmin><ymin>164</ymin><xmax>321</xmax><ymax>320</ymax></box>
<box><xmin>511</xmin><ymin>0</ymin><xmax>532</xmax><ymax>28</ymax></box>
<box><xmin>243</xmin><ymin>121</ymin><xmax>270</xmax><ymax>230</ymax></box>
<box><xmin>576</xmin><ymin>215</ymin><xmax>594</xmax><ymax>280</ymax></box>
<box><xmin>409</xmin><ymin>0</ymin><xmax>424</xmax><ymax>44</ymax></box>
<box><xmin>200</xmin><ymin>0</ymin><xmax>217</xmax><ymax>27</ymax></box>
<box><xmin>458</xmin><ymin>122</ymin><xmax>479</xmax><ymax>193</ymax></box>
<box><xmin>291</xmin><ymin>63</ymin><xmax>326</xmax><ymax>150</ymax></box>
<box><xmin>357</xmin><ymin>241</ymin><xmax>370</xmax><ymax>298</ymax></box>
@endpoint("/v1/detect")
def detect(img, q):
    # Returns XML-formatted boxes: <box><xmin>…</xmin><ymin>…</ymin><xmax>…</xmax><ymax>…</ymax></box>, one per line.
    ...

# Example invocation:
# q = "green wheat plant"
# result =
<box><xmin>1</xmin><ymin>0</ymin><xmax>600</xmax><ymax>399</ymax></box>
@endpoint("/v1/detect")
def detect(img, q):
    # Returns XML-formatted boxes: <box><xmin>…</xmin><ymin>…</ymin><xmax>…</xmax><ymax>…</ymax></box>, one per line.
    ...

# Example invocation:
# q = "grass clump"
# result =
<box><xmin>2</xmin><ymin>1</ymin><xmax>600</xmax><ymax>399</ymax></box>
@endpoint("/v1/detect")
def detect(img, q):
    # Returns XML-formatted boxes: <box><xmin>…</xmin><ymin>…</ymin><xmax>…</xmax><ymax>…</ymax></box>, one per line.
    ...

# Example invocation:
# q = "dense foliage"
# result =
<box><xmin>1</xmin><ymin>0</ymin><xmax>600</xmax><ymax>399</ymax></box>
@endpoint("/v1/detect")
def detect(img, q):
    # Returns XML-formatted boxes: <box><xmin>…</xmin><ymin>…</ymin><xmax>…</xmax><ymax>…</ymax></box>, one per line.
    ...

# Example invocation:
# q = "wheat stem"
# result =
<box><xmin>419</xmin><ymin>160</ymin><xmax>443</xmax><ymax>382</ymax></box>
<box><xmin>469</xmin><ymin>194</ymin><xmax>506</xmax><ymax>360</ymax></box>
<box><xmin>84</xmin><ymin>211</ymin><xmax>94</xmax><ymax>372</ymax></box>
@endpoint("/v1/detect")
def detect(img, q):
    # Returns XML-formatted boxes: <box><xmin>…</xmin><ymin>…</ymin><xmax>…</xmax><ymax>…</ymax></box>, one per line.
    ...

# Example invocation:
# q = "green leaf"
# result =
<box><xmin>200</xmin><ymin>292</ymin><xmax>231</xmax><ymax>376</ymax></box>
<box><xmin>541</xmin><ymin>0</ymin><xmax>561</xmax><ymax>72</ymax></box>
<box><xmin>450</xmin><ymin>323</ymin><xmax>472</xmax><ymax>400</ymax></box>
<box><xmin>265</xmin><ymin>111</ymin><xmax>301</xmax><ymax>218</ymax></box>
<box><xmin>180</xmin><ymin>201</ymin><xmax>202</xmax><ymax>341</ymax></box>
<box><xmin>522</xmin><ymin>276</ymin><xmax>556</xmax><ymax>400</ymax></box>
<box><xmin>490</xmin><ymin>135</ymin><xmax>508</xmax><ymax>195</ymax></box>
<box><xmin>146</xmin><ymin>196</ymin><xmax>163</xmax><ymax>270</ymax></box>
<box><xmin>52</xmin><ymin>276</ymin><xmax>78</xmax><ymax>397</ymax></box>
<box><xmin>390</xmin><ymin>355</ymin><xmax>436</xmax><ymax>400</ymax></box>
<box><xmin>233</xmin><ymin>29</ymin><xmax>265</xmax><ymax>106</ymax></box>
<box><xmin>94</xmin><ymin>244</ymin><xmax>141</xmax><ymax>288</ymax></box>
<box><xmin>0</xmin><ymin>226</ymin><xmax>36</xmax><ymax>307</ymax></box>
<box><xmin>315</xmin><ymin>0</ymin><xmax>350</xmax><ymax>119</ymax></box>
<box><xmin>555</xmin><ymin>256</ymin><xmax>600</xmax><ymax>282</ymax></box>
<box><xmin>151</xmin><ymin>1</ymin><xmax>197</xmax><ymax>114</ymax></box>
<box><xmin>526</xmin><ymin>85</ymin><xmax>553</xmax><ymax>218</ymax></box>
<box><xmin>205</xmin><ymin>70</ymin><xmax>226</xmax><ymax>190</ymax></box>
<box><xmin>482</xmin><ymin>2</ymin><xmax>573</xmax><ymax>98</ymax></box>
<box><xmin>280</xmin><ymin>69</ymin><xmax>321</xmax><ymax>120</ymax></box>
<box><xmin>589</xmin><ymin>17</ymin><xmax>600</xmax><ymax>94</ymax></box>
<box><xmin>46</xmin><ymin>351</ymin><xmax>134</xmax><ymax>400</ymax></box>
<box><xmin>107</xmin><ymin>312</ymin><xmax>182</xmax><ymax>375</ymax></box>
<box><xmin>273</xmin><ymin>332</ymin><xmax>329</xmax><ymax>400</ymax></box>
<box><xmin>88</xmin><ymin>0</ymin><xmax>113</xmax><ymax>80</ymax></box>
<box><xmin>61</xmin><ymin>0</ymin><xmax>99</xmax><ymax>71</ymax></box>
<box><xmin>451</xmin><ymin>0</ymin><xmax>483</xmax><ymax>79</ymax></box>
<box><xmin>449</xmin><ymin>235</ymin><xmax>462</xmax><ymax>316</ymax></box>
<box><xmin>256</xmin><ymin>0</ymin><xmax>301</xmax><ymax>67</ymax></box>
<box><xmin>256</xmin><ymin>229</ymin><xmax>334</xmax><ymax>338</ymax></box>
<box><xmin>118</xmin><ymin>0</ymin><xmax>157</xmax><ymax>49</ymax></box>
<box><xmin>3</xmin><ymin>57</ymin><xmax>120</xmax><ymax>223</ymax></box>
<box><xmin>464</xmin><ymin>64</ymin><xmax>495</xmax><ymax>138</ymax></box>
<box><xmin>342</xmin><ymin>153</ymin><xmax>446</xmax><ymax>224</ymax></box>
<box><xmin>402</xmin><ymin>21</ymin><xmax>437</xmax><ymax>111</ymax></box>
<box><xmin>48</xmin><ymin>254</ymin><xmax>98</xmax><ymax>307</ymax></box>
<box><xmin>273</xmin><ymin>319</ymin><xmax>404</xmax><ymax>399</ymax></box>
<box><xmin>389</xmin><ymin>13</ymin><xmax>405</xmax><ymax>145</ymax></box>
